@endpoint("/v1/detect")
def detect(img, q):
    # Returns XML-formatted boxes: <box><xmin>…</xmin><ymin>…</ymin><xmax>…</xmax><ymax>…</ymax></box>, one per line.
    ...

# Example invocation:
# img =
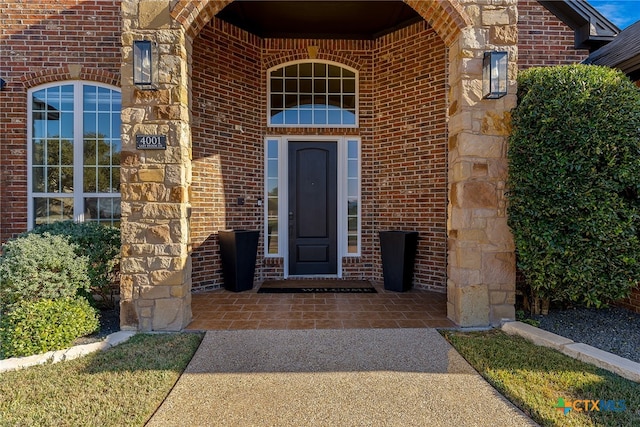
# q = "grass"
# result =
<box><xmin>0</xmin><ymin>332</ymin><xmax>203</xmax><ymax>426</ymax></box>
<box><xmin>442</xmin><ymin>329</ymin><xmax>640</xmax><ymax>427</ymax></box>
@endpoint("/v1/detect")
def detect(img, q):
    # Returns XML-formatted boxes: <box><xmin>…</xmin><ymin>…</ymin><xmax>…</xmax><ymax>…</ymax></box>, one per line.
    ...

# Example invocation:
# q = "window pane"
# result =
<box><xmin>348</xmin><ymin>235</ymin><xmax>358</xmax><ymax>254</ymax></box>
<box><xmin>97</xmin><ymin>87</ymin><xmax>111</xmax><ymax>112</ymax></box>
<box><xmin>285</xmin><ymin>79</ymin><xmax>297</xmax><ymax>92</ymax></box>
<box><xmin>328</xmin><ymin>79</ymin><xmax>341</xmax><ymax>93</ymax></box>
<box><xmin>85</xmin><ymin>197</ymin><xmax>120</xmax><ymax>225</ymax></box>
<box><xmin>34</xmin><ymin>197</ymin><xmax>73</xmax><ymax>226</ymax></box>
<box><xmin>98</xmin><ymin>113</ymin><xmax>111</xmax><ymax>138</ymax></box>
<box><xmin>61</xmin><ymin>167</ymin><xmax>73</xmax><ymax>192</ymax></box>
<box><xmin>300</xmin><ymin>79</ymin><xmax>312</xmax><ymax>93</ymax></box>
<box><xmin>343</xmin><ymin>79</ymin><xmax>356</xmax><ymax>94</ymax></box>
<box><xmin>112</xmin><ymin>166</ymin><xmax>120</xmax><ymax>191</ymax></box>
<box><xmin>328</xmin><ymin>109</ymin><xmax>341</xmax><ymax>124</ymax></box>
<box><xmin>33</xmin><ymin>140</ymin><xmax>44</xmax><ymax>165</ymax></box>
<box><xmin>348</xmin><ymin>199</ymin><xmax>358</xmax><ymax>216</ymax></box>
<box><xmin>60</xmin><ymin>112</ymin><xmax>74</xmax><ymax>138</ymax></box>
<box><xmin>84</xmin><ymin>167</ymin><xmax>97</xmax><ymax>192</ymax></box>
<box><xmin>267</xmin><ymin>140</ymin><xmax>278</xmax><ymax>158</ymax></box>
<box><xmin>33</xmin><ymin>167</ymin><xmax>45</xmax><ymax>192</ymax></box>
<box><xmin>348</xmin><ymin>160</ymin><xmax>358</xmax><ymax>178</ymax></box>
<box><xmin>84</xmin><ymin>139</ymin><xmax>97</xmax><ymax>165</ymax></box>
<box><xmin>299</xmin><ymin>62</ymin><xmax>312</xmax><ymax>77</ymax></box>
<box><xmin>348</xmin><ymin>140</ymin><xmax>358</xmax><ymax>158</ymax></box>
<box><xmin>61</xmin><ymin>140</ymin><xmax>73</xmax><ymax>166</ymax></box>
<box><xmin>348</xmin><ymin>179</ymin><xmax>358</xmax><ymax>197</ymax></box>
<box><xmin>285</xmin><ymin>64</ymin><xmax>297</xmax><ymax>77</ymax></box>
<box><xmin>271</xmin><ymin>78</ymin><xmax>283</xmax><ymax>92</ymax></box>
<box><xmin>348</xmin><ymin>217</ymin><xmax>358</xmax><ymax>233</ymax></box>
<box><xmin>271</xmin><ymin>94</ymin><xmax>283</xmax><ymax>109</ymax></box>
<box><xmin>328</xmin><ymin>65</ymin><xmax>341</xmax><ymax>77</ymax></box>
<box><xmin>314</xmin><ymin>62</ymin><xmax>326</xmax><ymax>77</ymax></box>
<box><xmin>97</xmin><ymin>166</ymin><xmax>111</xmax><ymax>192</ymax></box>
<box><xmin>343</xmin><ymin>111</ymin><xmax>356</xmax><ymax>125</ymax></box>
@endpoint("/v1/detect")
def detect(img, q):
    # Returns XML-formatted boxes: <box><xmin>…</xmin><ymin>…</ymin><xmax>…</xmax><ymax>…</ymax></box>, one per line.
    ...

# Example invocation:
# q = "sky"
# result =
<box><xmin>589</xmin><ymin>0</ymin><xmax>640</xmax><ymax>29</ymax></box>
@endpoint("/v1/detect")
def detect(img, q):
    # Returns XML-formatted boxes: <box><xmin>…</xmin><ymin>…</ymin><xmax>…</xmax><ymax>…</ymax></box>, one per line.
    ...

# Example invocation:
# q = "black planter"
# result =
<box><xmin>379</xmin><ymin>231</ymin><xmax>419</xmax><ymax>292</ymax></box>
<box><xmin>219</xmin><ymin>230</ymin><xmax>260</xmax><ymax>292</ymax></box>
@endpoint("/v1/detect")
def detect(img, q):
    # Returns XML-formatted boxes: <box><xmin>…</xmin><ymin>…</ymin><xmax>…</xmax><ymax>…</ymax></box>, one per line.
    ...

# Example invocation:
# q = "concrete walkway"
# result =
<box><xmin>147</xmin><ymin>329</ymin><xmax>537</xmax><ymax>427</ymax></box>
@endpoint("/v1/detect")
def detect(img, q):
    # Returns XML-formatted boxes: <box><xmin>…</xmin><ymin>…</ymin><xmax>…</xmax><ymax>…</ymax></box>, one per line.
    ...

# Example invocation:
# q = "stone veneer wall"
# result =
<box><xmin>0</xmin><ymin>0</ymin><xmax>121</xmax><ymax>243</ymax></box>
<box><xmin>445</xmin><ymin>0</ymin><xmax>518</xmax><ymax>325</ymax></box>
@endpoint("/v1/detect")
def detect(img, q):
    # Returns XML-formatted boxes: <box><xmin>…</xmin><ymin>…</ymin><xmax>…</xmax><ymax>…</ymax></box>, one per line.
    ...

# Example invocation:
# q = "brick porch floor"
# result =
<box><xmin>185</xmin><ymin>282</ymin><xmax>455</xmax><ymax>330</ymax></box>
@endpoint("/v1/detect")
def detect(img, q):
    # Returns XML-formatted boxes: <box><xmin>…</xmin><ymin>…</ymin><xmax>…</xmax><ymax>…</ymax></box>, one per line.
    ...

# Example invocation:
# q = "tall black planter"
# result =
<box><xmin>379</xmin><ymin>231</ymin><xmax>419</xmax><ymax>292</ymax></box>
<box><xmin>219</xmin><ymin>230</ymin><xmax>259</xmax><ymax>292</ymax></box>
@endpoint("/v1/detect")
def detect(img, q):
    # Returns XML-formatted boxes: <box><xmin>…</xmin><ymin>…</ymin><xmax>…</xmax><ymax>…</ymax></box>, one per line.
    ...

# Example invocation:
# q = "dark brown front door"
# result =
<box><xmin>288</xmin><ymin>141</ymin><xmax>338</xmax><ymax>275</ymax></box>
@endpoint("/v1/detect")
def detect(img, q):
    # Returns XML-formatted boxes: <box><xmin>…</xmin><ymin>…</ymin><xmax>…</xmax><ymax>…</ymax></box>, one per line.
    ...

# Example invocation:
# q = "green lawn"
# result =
<box><xmin>442</xmin><ymin>329</ymin><xmax>640</xmax><ymax>427</ymax></box>
<box><xmin>0</xmin><ymin>333</ymin><xmax>203</xmax><ymax>426</ymax></box>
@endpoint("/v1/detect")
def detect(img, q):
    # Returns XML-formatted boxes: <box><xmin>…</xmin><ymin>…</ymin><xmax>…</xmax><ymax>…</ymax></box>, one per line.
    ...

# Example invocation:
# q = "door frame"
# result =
<box><xmin>266</xmin><ymin>136</ymin><xmax>359</xmax><ymax>279</ymax></box>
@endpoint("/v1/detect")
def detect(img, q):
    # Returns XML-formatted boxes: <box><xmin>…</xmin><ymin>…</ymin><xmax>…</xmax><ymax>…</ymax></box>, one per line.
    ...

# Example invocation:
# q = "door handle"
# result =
<box><xmin>289</xmin><ymin>211</ymin><xmax>294</xmax><ymax>221</ymax></box>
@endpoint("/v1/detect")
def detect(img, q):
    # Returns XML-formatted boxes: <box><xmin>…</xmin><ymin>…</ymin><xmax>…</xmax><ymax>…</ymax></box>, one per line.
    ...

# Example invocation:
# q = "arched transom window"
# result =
<box><xmin>268</xmin><ymin>61</ymin><xmax>358</xmax><ymax>127</ymax></box>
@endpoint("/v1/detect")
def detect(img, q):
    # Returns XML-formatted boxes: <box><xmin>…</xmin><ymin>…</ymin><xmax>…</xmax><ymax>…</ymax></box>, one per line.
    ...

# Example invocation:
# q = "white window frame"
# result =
<box><xmin>267</xmin><ymin>60</ymin><xmax>359</xmax><ymax>128</ymax></box>
<box><xmin>263</xmin><ymin>137</ymin><xmax>362</xmax><ymax>275</ymax></box>
<box><xmin>27</xmin><ymin>81</ymin><xmax>121</xmax><ymax>229</ymax></box>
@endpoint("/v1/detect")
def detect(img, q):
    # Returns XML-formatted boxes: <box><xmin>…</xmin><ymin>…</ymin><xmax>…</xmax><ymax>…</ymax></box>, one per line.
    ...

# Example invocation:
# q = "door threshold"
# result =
<box><xmin>286</xmin><ymin>275</ymin><xmax>340</xmax><ymax>280</ymax></box>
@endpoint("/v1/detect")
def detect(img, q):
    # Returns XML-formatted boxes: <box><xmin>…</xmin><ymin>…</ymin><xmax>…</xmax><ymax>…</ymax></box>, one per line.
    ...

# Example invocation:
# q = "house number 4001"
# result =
<box><xmin>136</xmin><ymin>134</ymin><xmax>167</xmax><ymax>150</ymax></box>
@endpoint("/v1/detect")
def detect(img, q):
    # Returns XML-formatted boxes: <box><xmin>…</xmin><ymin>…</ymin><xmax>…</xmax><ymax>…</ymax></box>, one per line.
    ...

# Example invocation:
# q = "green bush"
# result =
<box><xmin>0</xmin><ymin>298</ymin><xmax>99</xmax><ymax>358</ymax></box>
<box><xmin>29</xmin><ymin>221</ymin><xmax>121</xmax><ymax>308</ymax></box>
<box><xmin>508</xmin><ymin>64</ymin><xmax>640</xmax><ymax>307</ymax></box>
<box><xmin>0</xmin><ymin>233</ymin><xmax>90</xmax><ymax>311</ymax></box>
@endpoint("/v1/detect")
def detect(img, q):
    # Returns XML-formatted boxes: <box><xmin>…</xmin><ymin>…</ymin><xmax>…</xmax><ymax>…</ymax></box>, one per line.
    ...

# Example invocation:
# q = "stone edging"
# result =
<box><xmin>502</xmin><ymin>321</ymin><xmax>640</xmax><ymax>383</ymax></box>
<box><xmin>0</xmin><ymin>331</ymin><xmax>136</xmax><ymax>373</ymax></box>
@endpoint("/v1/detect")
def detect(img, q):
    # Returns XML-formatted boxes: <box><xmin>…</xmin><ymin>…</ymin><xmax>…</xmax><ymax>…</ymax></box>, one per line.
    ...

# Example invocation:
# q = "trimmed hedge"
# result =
<box><xmin>0</xmin><ymin>298</ymin><xmax>99</xmax><ymax>358</ymax></box>
<box><xmin>0</xmin><ymin>233</ymin><xmax>90</xmax><ymax>311</ymax></box>
<box><xmin>507</xmin><ymin>65</ymin><xmax>640</xmax><ymax>307</ymax></box>
<box><xmin>28</xmin><ymin>221</ymin><xmax>121</xmax><ymax>308</ymax></box>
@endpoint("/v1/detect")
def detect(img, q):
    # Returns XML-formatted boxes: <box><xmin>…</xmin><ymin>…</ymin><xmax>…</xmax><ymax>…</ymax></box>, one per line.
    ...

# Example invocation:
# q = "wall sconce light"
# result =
<box><xmin>0</xmin><ymin>78</ymin><xmax>6</xmax><ymax>90</ymax></box>
<box><xmin>482</xmin><ymin>51</ymin><xmax>508</xmax><ymax>99</ymax></box>
<box><xmin>133</xmin><ymin>40</ymin><xmax>157</xmax><ymax>90</ymax></box>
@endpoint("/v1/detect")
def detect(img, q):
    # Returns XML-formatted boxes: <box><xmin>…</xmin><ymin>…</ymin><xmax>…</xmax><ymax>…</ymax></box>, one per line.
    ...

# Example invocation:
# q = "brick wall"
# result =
<box><xmin>618</xmin><ymin>288</ymin><xmax>640</xmax><ymax>314</ymax></box>
<box><xmin>373</xmin><ymin>23</ymin><xmax>448</xmax><ymax>291</ymax></box>
<box><xmin>190</xmin><ymin>19</ymin><xmax>263</xmax><ymax>290</ymax></box>
<box><xmin>189</xmin><ymin>19</ymin><xmax>448</xmax><ymax>292</ymax></box>
<box><xmin>0</xmin><ymin>0</ymin><xmax>121</xmax><ymax>243</ymax></box>
<box><xmin>517</xmin><ymin>0</ymin><xmax>590</xmax><ymax>69</ymax></box>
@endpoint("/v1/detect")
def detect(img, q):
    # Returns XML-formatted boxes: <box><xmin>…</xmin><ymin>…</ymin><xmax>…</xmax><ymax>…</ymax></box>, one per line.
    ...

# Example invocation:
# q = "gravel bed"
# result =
<box><xmin>533</xmin><ymin>306</ymin><xmax>640</xmax><ymax>364</ymax></box>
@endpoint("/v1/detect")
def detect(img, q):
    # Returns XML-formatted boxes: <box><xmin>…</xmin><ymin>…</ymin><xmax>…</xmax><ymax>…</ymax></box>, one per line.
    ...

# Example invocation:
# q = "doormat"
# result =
<box><xmin>258</xmin><ymin>280</ymin><xmax>377</xmax><ymax>294</ymax></box>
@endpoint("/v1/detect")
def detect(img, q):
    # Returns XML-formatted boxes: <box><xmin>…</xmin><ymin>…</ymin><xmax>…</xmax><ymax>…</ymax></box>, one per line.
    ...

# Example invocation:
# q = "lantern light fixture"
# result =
<box><xmin>133</xmin><ymin>40</ymin><xmax>157</xmax><ymax>90</ymax></box>
<box><xmin>482</xmin><ymin>51</ymin><xmax>508</xmax><ymax>99</ymax></box>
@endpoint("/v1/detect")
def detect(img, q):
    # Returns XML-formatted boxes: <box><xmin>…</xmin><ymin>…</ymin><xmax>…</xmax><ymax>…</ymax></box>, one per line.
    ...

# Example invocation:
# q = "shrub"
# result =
<box><xmin>29</xmin><ymin>221</ymin><xmax>121</xmax><ymax>308</ymax></box>
<box><xmin>0</xmin><ymin>298</ymin><xmax>99</xmax><ymax>358</ymax></box>
<box><xmin>508</xmin><ymin>64</ymin><xmax>640</xmax><ymax>308</ymax></box>
<box><xmin>0</xmin><ymin>233</ymin><xmax>90</xmax><ymax>311</ymax></box>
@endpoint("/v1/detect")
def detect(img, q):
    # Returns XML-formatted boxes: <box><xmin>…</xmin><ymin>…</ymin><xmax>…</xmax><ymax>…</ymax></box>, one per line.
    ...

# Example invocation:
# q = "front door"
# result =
<box><xmin>288</xmin><ymin>141</ymin><xmax>338</xmax><ymax>275</ymax></box>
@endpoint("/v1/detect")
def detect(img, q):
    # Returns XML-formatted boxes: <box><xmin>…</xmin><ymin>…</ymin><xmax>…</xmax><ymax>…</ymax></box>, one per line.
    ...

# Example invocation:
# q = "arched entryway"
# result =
<box><xmin>120</xmin><ymin>0</ymin><xmax>517</xmax><ymax>331</ymax></box>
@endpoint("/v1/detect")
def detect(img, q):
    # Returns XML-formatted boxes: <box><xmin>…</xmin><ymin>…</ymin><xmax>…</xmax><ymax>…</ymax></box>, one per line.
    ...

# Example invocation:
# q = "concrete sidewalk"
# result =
<box><xmin>147</xmin><ymin>329</ymin><xmax>537</xmax><ymax>427</ymax></box>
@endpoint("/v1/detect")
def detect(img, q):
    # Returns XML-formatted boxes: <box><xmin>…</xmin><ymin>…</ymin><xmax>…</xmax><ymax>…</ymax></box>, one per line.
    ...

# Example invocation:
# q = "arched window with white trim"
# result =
<box><xmin>268</xmin><ymin>61</ymin><xmax>358</xmax><ymax>127</ymax></box>
<box><xmin>28</xmin><ymin>82</ymin><xmax>121</xmax><ymax>227</ymax></box>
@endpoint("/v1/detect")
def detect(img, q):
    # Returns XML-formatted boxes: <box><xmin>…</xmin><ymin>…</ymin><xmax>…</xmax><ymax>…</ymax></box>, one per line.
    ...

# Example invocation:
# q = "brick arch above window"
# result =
<box><xmin>263</xmin><ymin>52</ymin><xmax>363</xmax><ymax>73</ymax></box>
<box><xmin>21</xmin><ymin>67</ymin><xmax>120</xmax><ymax>90</ymax></box>
<box><xmin>171</xmin><ymin>0</ymin><xmax>470</xmax><ymax>46</ymax></box>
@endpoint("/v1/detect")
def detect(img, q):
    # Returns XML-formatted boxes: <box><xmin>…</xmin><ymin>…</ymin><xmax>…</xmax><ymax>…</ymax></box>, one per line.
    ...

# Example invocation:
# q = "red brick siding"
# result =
<box><xmin>517</xmin><ymin>0</ymin><xmax>590</xmax><ymax>69</ymax></box>
<box><xmin>189</xmin><ymin>19</ymin><xmax>448</xmax><ymax>292</ymax></box>
<box><xmin>617</xmin><ymin>287</ymin><xmax>640</xmax><ymax>314</ymax></box>
<box><xmin>373</xmin><ymin>23</ymin><xmax>448</xmax><ymax>291</ymax></box>
<box><xmin>0</xmin><ymin>0</ymin><xmax>121</xmax><ymax>243</ymax></box>
<box><xmin>190</xmin><ymin>18</ymin><xmax>263</xmax><ymax>290</ymax></box>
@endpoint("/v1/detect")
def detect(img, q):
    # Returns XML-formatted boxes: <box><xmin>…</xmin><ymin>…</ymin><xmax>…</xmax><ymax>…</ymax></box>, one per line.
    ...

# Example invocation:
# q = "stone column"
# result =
<box><xmin>120</xmin><ymin>0</ymin><xmax>192</xmax><ymax>331</ymax></box>
<box><xmin>447</xmin><ymin>0</ymin><xmax>517</xmax><ymax>326</ymax></box>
